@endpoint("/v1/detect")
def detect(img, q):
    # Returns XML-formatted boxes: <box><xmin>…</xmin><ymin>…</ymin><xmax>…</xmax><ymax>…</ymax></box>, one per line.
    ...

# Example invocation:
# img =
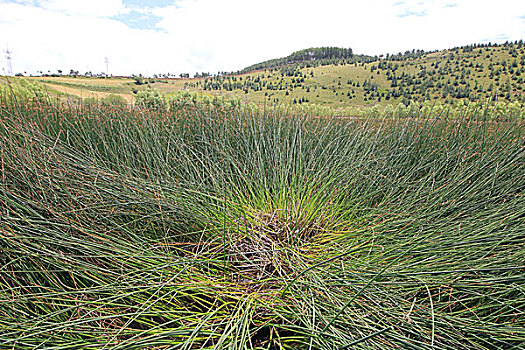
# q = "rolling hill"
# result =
<box><xmin>195</xmin><ymin>42</ymin><xmax>525</xmax><ymax>108</ymax></box>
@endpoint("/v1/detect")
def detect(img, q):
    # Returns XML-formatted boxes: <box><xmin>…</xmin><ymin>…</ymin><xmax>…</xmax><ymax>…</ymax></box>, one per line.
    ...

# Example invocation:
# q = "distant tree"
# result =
<box><xmin>133</xmin><ymin>77</ymin><xmax>145</xmax><ymax>85</ymax></box>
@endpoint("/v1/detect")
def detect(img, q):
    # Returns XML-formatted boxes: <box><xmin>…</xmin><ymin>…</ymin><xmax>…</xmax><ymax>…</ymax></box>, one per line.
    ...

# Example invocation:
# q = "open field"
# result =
<box><xmin>40</xmin><ymin>83</ymin><xmax>135</xmax><ymax>103</ymax></box>
<box><xmin>0</xmin><ymin>92</ymin><xmax>523</xmax><ymax>348</ymax></box>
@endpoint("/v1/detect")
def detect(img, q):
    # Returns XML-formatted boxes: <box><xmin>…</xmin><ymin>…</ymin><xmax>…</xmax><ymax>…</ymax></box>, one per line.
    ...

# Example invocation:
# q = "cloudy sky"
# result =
<box><xmin>0</xmin><ymin>0</ymin><xmax>524</xmax><ymax>76</ymax></box>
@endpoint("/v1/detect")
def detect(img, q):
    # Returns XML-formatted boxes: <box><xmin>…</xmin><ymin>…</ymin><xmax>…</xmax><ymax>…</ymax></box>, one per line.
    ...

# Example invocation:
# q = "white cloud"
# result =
<box><xmin>0</xmin><ymin>0</ymin><xmax>524</xmax><ymax>76</ymax></box>
<box><xmin>38</xmin><ymin>0</ymin><xmax>126</xmax><ymax>17</ymax></box>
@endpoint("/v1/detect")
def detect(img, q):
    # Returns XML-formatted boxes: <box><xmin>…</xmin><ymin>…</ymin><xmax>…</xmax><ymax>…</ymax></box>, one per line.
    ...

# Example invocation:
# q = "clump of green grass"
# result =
<box><xmin>0</xmin><ymin>93</ymin><xmax>523</xmax><ymax>349</ymax></box>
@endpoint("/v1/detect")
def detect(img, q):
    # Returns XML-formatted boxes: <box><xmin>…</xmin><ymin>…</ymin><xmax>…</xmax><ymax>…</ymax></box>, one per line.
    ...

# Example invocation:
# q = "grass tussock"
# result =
<box><xmin>0</xmin><ymin>95</ymin><xmax>524</xmax><ymax>349</ymax></box>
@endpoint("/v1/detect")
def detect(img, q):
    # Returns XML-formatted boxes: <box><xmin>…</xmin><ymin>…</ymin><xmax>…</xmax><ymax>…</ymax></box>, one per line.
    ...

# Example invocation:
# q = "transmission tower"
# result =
<box><xmin>4</xmin><ymin>47</ymin><xmax>13</xmax><ymax>76</ymax></box>
<box><xmin>104</xmin><ymin>56</ymin><xmax>109</xmax><ymax>76</ymax></box>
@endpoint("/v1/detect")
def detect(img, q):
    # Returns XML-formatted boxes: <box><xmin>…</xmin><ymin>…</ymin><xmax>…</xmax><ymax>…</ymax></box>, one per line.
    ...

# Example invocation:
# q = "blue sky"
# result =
<box><xmin>112</xmin><ymin>10</ymin><xmax>162</xmax><ymax>30</ymax></box>
<box><xmin>115</xmin><ymin>0</ymin><xmax>175</xmax><ymax>29</ymax></box>
<box><xmin>0</xmin><ymin>0</ymin><xmax>524</xmax><ymax>76</ymax></box>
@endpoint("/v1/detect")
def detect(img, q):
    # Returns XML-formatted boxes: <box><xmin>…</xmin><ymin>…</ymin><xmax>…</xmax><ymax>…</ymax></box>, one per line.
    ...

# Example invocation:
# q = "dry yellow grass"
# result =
<box><xmin>40</xmin><ymin>82</ymin><xmax>134</xmax><ymax>103</ymax></box>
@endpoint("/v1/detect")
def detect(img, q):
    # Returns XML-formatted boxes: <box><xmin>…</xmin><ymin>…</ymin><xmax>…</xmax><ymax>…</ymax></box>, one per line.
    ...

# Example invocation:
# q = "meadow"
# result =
<box><xmin>0</xmin><ymin>87</ymin><xmax>523</xmax><ymax>349</ymax></box>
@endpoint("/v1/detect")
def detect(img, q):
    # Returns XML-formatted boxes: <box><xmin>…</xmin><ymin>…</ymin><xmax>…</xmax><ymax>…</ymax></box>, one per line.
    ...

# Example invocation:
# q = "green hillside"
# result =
<box><xmin>236</xmin><ymin>46</ymin><xmax>375</xmax><ymax>74</ymax></box>
<box><xmin>186</xmin><ymin>41</ymin><xmax>525</xmax><ymax>109</ymax></box>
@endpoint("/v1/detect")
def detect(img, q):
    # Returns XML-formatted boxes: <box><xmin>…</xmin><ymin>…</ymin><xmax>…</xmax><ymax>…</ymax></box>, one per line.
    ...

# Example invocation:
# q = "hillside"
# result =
<box><xmin>236</xmin><ymin>46</ymin><xmax>376</xmax><ymax>74</ymax></box>
<box><xmin>17</xmin><ymin>41</ymin><xmax>525</xmax><ymax>111</ymax></box>
<box><xmin>193</xmin><ymin>42</ymin><xmax>525</xmax><ymax>108</ymax></box>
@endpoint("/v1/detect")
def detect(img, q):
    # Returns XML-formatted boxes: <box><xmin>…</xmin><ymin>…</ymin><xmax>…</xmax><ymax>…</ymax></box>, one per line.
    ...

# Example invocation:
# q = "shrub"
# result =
<box><xmin>0</xmin><ymin>78</ymin><xmax>48</xmax><ymax>101</ymax></box>
<box><xmin>134</xmin><ymin>87</ymin><xmax>167</xmax><ymax>111</ymax></box>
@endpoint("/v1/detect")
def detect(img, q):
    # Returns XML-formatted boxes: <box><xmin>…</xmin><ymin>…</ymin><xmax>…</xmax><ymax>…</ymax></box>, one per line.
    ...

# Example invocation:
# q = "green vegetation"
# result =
<box><xmin>0</xmin><ymin>76</ymin><xmax>49</xmax><ymax>100</ymax></box>
<box><xmin>108</xmin><ymin>84</ymin><xmax>525</xmax><ymax>121</ymax></box>
<box><xmin>102</xmin><ymin>94</ymin><xmax>129</xmax><ymax>107</ymax></box>
<box><xmin>237</xmin><ymin>47</ymin><xmax>371</xmax><ymax>74</ymax></box>
<box><xmin>0</xmin><ymin>88</ymin><xmax>523</xmax><ymax>348</ymax></box>
<box><xmin>84</xmin><ymin>94</ymin><xmax>129</xmax><ymax>107</ymax></box>
<box><xmin>135</xmin><ymin>87</ymin><xmax>168</xmax><ymax>111</ymax></box>
<box><xmin>36</xmin><ymin>79</ymin><xmax>128</xmax><ymax>94</ymax></box>
<box><xmin>195</xmin><ymin>42</ymin><xmax>525</xmax><ymax>108</ymax></box>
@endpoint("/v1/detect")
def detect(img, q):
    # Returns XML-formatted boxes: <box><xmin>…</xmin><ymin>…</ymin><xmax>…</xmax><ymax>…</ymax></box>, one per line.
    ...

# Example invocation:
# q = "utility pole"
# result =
<box><xmin>4</xmin><ymin>47</ymin><xmax>13</xmax><ymax>76</ymax></box>
<box><xmin>104</xmin><ymin>56</ymin><xmax>109</xmax><ymax>77</ymax></box>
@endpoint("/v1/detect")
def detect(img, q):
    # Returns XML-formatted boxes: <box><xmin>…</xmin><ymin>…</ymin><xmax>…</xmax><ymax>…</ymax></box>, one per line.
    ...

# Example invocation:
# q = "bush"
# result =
<box><xmin>134</xmin><ymin>87</ymin><xmax>167</xmax><ymax>111</ymax></box>
<box><xmin>0</xmin><ymin>78</ymin><xmax>48</xmax><ymax>101</ymax></box>
<box><xmin>168</xmin><ymin>90</ymin><xmax>241</xmax><ymax>111</ymax></box>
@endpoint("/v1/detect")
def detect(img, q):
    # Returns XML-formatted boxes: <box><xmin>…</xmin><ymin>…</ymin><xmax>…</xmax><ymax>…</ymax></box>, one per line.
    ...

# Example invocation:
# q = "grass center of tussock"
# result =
<box><xmin>224</xmin><ymin>209</ymin><xmax>321</xmax><ymax>284</ymax></box>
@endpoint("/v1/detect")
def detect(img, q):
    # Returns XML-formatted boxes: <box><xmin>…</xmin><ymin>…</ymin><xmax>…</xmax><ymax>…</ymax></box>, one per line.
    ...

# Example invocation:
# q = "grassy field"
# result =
<box><xmin>0</xmin><ymin>91</ymin><xmax>523</xmax><ymax>348</ymax></box>
<box><xmin>19</xmin><ymin>42</ymin><xmax>525</xmax><ymax>112</ymax></box>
